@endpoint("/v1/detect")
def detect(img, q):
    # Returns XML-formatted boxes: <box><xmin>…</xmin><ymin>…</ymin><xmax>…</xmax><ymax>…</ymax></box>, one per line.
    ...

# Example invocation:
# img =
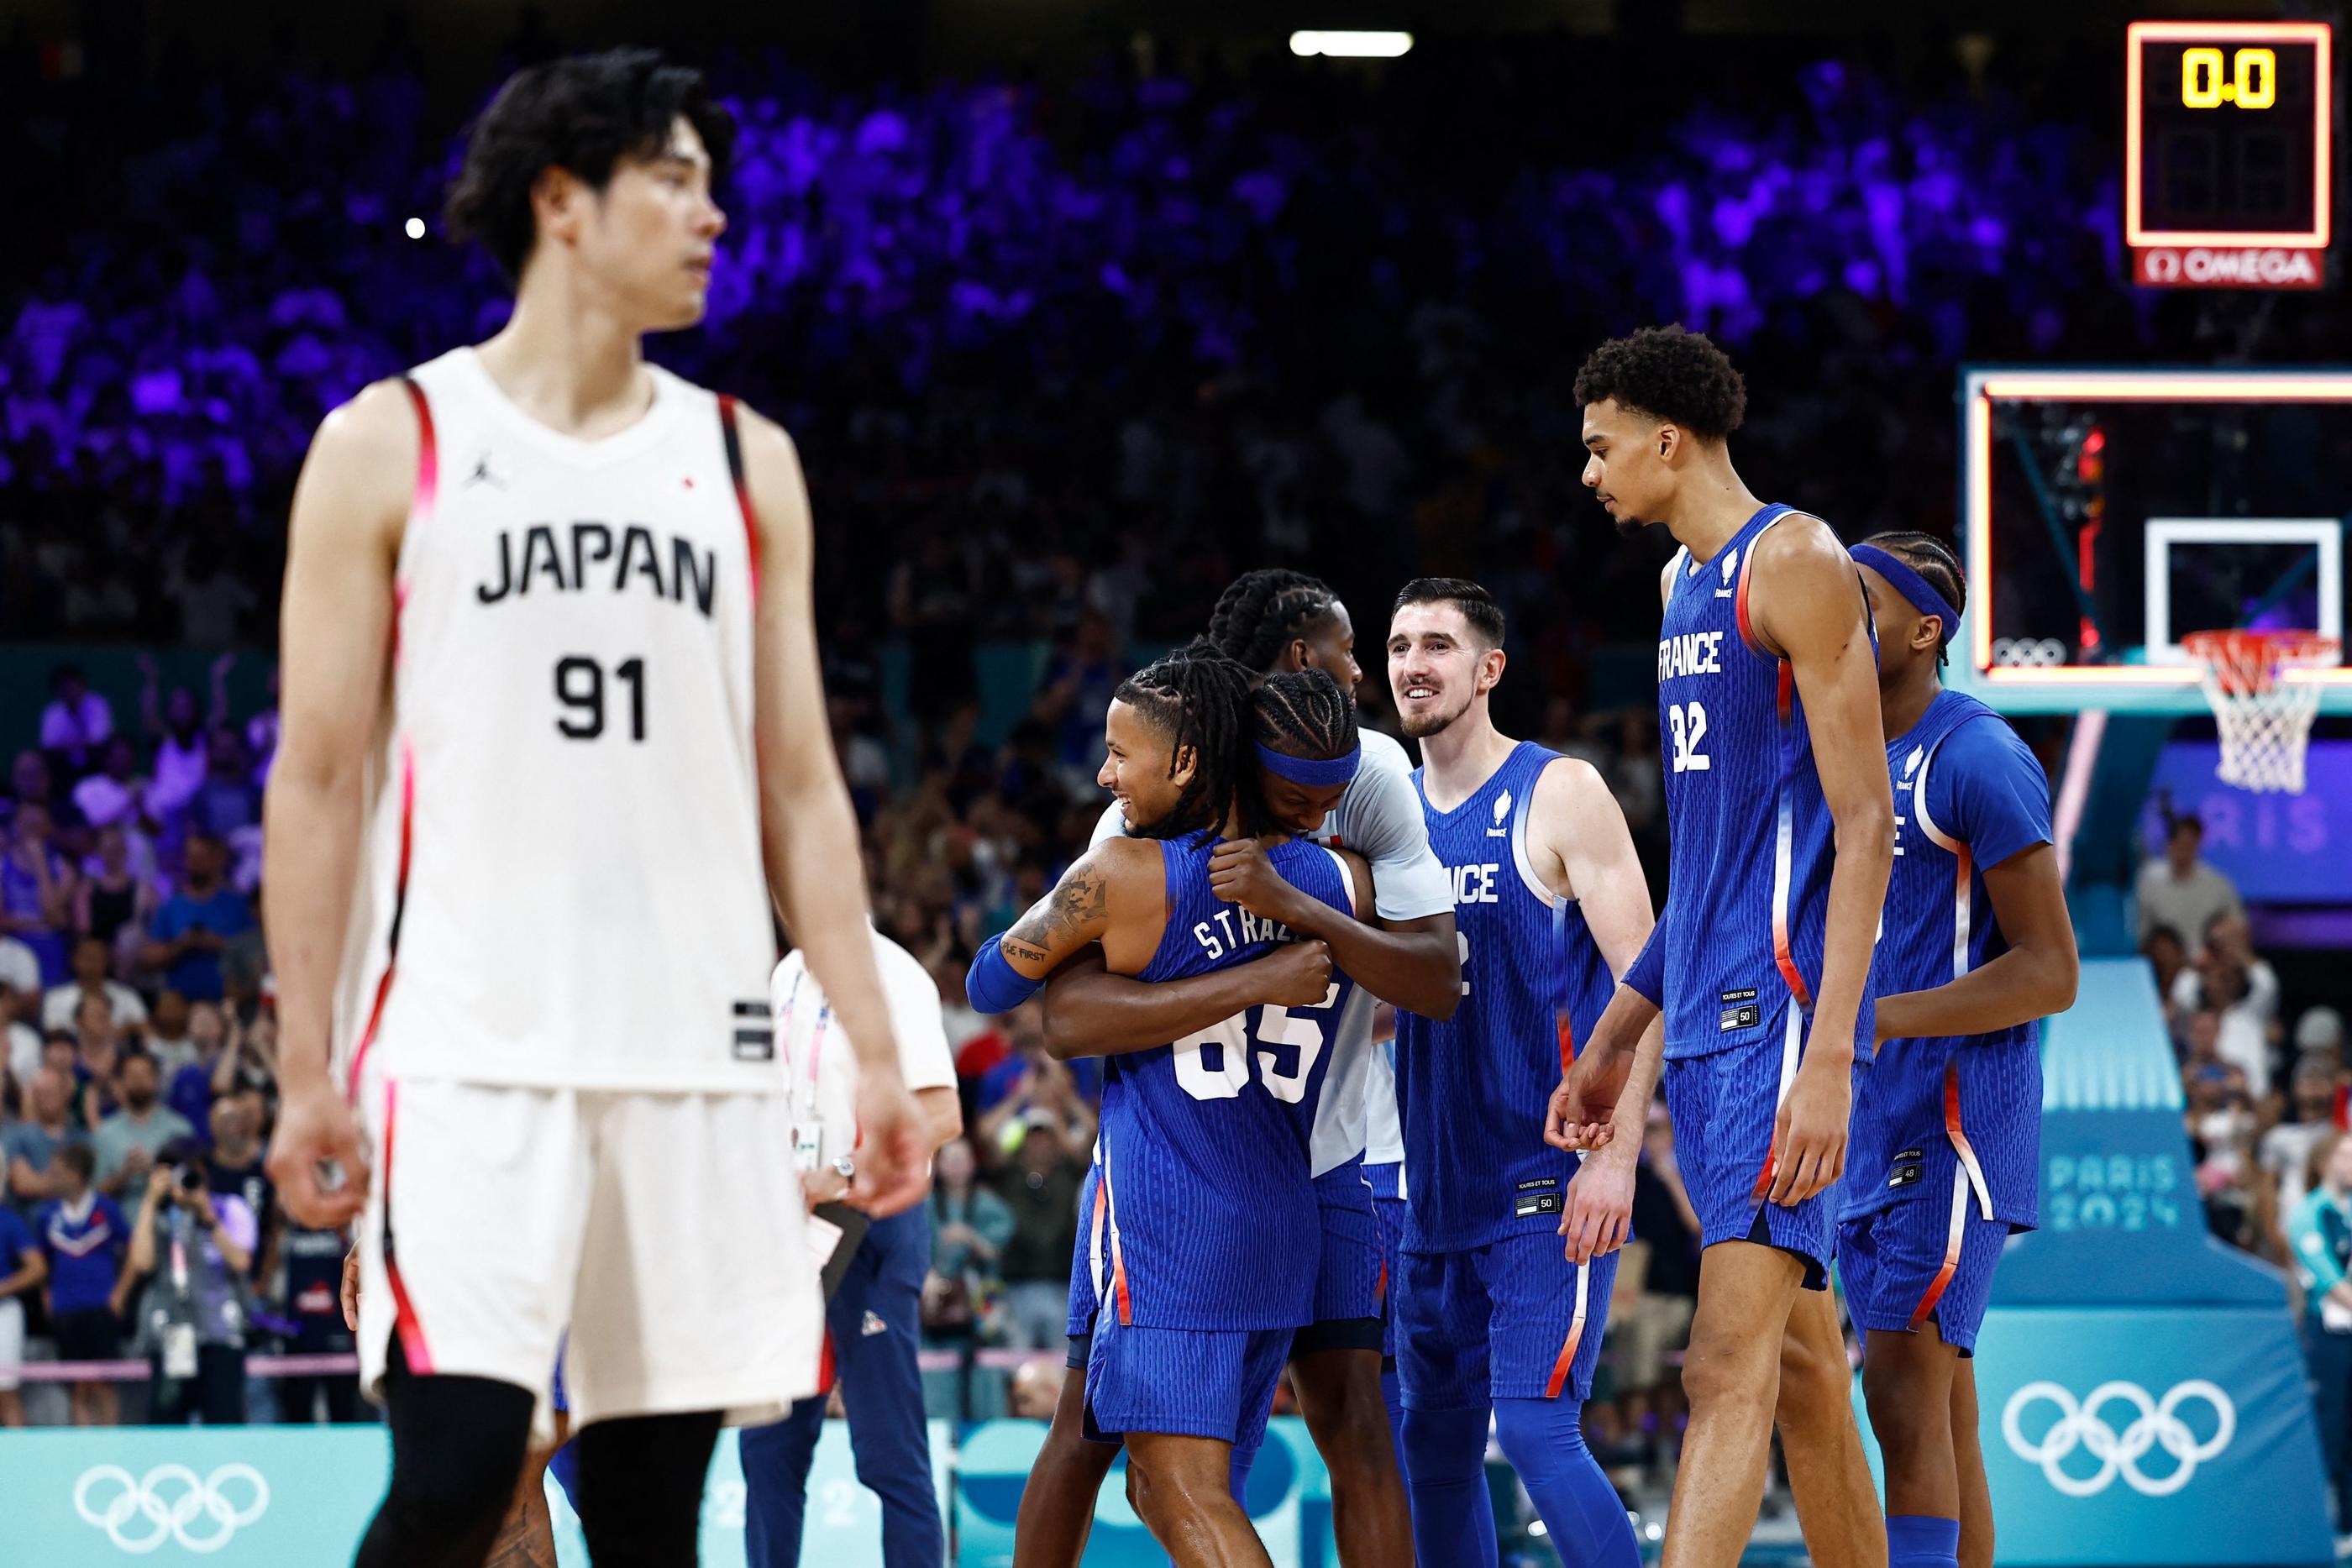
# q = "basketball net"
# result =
<box><xmin>2183</xmin><ymin>629</ymin><xmax>2338</xmax><ymax>795</ymax></box>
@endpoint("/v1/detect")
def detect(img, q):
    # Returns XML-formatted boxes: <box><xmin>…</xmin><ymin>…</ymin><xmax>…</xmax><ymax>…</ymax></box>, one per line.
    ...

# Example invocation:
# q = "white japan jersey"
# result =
<box><xmin>1089</xmin><ymin>725</ymin><xmax>1448</xmax><ymax>1176</ymax></box>
<box><xmin>334</xmin><ymin>347</ymin><xmax>780</xmax><ymax>1094</ymax></box>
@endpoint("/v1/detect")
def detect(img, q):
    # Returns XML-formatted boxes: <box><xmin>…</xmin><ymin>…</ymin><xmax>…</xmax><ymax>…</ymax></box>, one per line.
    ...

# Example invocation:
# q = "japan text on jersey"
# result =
<box><xmin>335</xmin><ymin>348</ymin><xmax>779</xmax><ymax>1099</ymax></box>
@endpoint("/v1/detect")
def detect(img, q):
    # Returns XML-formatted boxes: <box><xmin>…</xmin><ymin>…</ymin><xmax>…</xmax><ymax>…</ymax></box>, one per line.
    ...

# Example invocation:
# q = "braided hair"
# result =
<box><xmin>1861</xmin><ymin>531</ymin><xmax>1968</xmax><ymax>617</ymax></box>
<box><xmin>1112</xmin><ymin>643</ymin><xmax>1262</xmax><ymax>840</ymax></box>
<box><xmin>1206</xmin><ymin>569</ymin><xmax>1342</xmax><ymax>674</ymax></box>
<box><xmin>1253</xmin><ymin>669</ymin><xmax>1358</xmax><ymax>763</ymax></box>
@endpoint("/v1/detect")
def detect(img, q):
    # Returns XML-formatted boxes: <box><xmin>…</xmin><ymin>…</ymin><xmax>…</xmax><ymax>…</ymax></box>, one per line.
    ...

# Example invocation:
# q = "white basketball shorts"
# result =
<box><xmin>354</xmin><ymin>1066</ymin><xmax>824</xmax><ymax>1440</ymax></box>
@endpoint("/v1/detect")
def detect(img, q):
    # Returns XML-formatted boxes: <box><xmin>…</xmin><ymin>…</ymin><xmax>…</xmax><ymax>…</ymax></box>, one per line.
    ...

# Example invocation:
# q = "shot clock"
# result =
<box><xmin>2126</xmin><ymin>20</ymin><xmax>2331</xmax><ymax>289</ymax></box>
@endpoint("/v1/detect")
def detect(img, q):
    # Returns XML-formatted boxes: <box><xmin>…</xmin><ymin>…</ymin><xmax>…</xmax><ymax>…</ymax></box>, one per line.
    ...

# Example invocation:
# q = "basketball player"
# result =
<box><xmin>1013</xmin><ymin>572</ymin><xmax>1457</xmax><ymax>1568</ymax></box>
<box><xmin>963</xmin><ymin>654</ymin><xmax>1378</xmax><ymax>1565</ymax></box>
<box><xmin>1545</xmin><ymin>325</ymin><xmax>1894</xmax><ymax>1568</ymax></box>
<box><xmin>263</xmin><ymin>50</ymin><xmax>927</xmax><ymax>1568</ymax></box>
<box><xmin>1841</xmin><ymin>533</ymin><xmax>2076</xmax><ymax>1568</ymax></box>
<box><xmin>1385</xmin><ymin>577</ymin><xmax>1653</xmax><ymax>1568</ymax></box>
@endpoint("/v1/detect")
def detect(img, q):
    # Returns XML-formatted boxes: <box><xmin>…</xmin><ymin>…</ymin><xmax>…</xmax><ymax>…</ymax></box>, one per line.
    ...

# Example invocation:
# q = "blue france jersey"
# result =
<box><xmin>1092</xmin><ymin>832</ymin><xmax>1362</xmax><ymax>1330</ymax></box>
<box><xmin>1845</xmin><ymin>690</ymin><xmax>2050</xmax><ymax>1230</ymax></box>
<box><xmin>1656</xmin><ymin>503</ymin><xmax>1875</xmax><ymax>1059</ymax></box>
<box><xmin>1395</xmin><ymin>742</ymin><xmax>1617</xmax><ymax>1252</ymax></box>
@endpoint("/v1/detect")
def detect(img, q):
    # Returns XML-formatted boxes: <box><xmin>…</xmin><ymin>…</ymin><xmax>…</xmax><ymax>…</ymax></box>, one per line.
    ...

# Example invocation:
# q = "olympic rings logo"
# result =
<box><xmin>1990</xmin><ymin>637</ymin><xmax>2071</xmax><ymax>669</ymax></box>
<box><xmin>2001</xmin><ymin>1380</ymin><xmax>2235</xmax><ymax>1497</ymax></box>
<box><xmin>74</xmin><ymin>1463</ymin><xmax>271</xmax><ymax>1554</ymax></box>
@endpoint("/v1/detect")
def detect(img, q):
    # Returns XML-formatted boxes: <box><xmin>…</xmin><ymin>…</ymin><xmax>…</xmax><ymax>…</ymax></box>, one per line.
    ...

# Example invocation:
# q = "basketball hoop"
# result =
<box><xmin>2182</xmin><ymin>629</ymin><xmax>2339</xmax><ymax>794</ymax></box>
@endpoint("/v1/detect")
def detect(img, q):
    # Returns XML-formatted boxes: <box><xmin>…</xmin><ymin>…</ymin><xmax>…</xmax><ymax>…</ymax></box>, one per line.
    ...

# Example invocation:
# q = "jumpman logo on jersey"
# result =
<box><xmin>465</xmin><ymin>453</ymin><xmax>506</xmax><ymax>490</ymax></box>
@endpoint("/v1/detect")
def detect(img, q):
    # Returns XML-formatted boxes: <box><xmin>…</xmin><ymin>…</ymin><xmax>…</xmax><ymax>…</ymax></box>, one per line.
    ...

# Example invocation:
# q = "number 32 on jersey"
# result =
<box><xmin>1667</xmin><ymin>700</ymin><xmax>1710</xmax><ymax>773</ymax></box>
<box><xmin>1173</xmin><ymin>985</ymin><xmax>1341</xmax><ymax>1103</ymax></box>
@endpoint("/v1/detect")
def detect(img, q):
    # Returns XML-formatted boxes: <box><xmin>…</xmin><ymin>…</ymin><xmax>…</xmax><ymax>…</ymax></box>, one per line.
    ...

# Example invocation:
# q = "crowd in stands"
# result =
<box><xmin>0</xmin><ymin>656</ymin><xmax>324</xmax><ymax>1428</ymax></box>
<box><xmin>2137</xmin><ymin>802</ymin><xmax>2352</xmax><ymax>1526</ymax></box>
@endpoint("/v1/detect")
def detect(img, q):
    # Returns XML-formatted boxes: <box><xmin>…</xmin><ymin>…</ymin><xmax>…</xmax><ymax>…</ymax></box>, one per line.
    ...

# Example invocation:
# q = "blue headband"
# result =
<box><xmin>1851</xmin><ymin>545</ymin><xmax>1960</xmax><ymax>648</ymax></box>
<box><xmin>1257</xmin><ymin>742</ymin><xmax>1362</xmax><ymax>788</ymax></box>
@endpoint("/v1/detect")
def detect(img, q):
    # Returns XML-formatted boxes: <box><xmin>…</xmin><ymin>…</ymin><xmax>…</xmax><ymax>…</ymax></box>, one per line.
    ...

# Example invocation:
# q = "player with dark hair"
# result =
<box><xmin>1838</xmin><ymin>532</ymin><xmax>2076</xmax><ymax>1568</ymax></box>
<box><xmin>1009</xmin><ymin>575</ymin><xmax>1458</xmax><ymax>1568</ymax></box>
<box><xmin>1547</xmin><ymin>324</ymin><xmax>1896</xmax><ymax>1568</ymax></box>
<box><xmin>1206</xmin><ymin>570</ymin><xmax>1354</xmax><ymax>674</ymax></box>
<box><xmin>965</xmin><ymin>653</ymin><xmax>1378</xmax><ymax>1565</ymax></box>
<box><xmin>441</xmin><ymin>49</ymin><xmax>738</xmax><ymax>285</ymax></box>
<box><xmin>1385</xmin><ymin>577</ymin><xmax>1654</xmax><ymax>1568</ymax></box>
<box><xmin>264</xmin><ymin>47</ymin><xmax>927</xmax><ymax>1568</ymax></box>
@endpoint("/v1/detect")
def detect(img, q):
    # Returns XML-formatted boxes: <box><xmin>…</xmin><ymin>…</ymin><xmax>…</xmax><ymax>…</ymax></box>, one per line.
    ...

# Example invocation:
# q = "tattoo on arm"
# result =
<box><xmin>1006</xmin><ymin>862</ymin><xmax>1108</xmax><ymax>959</ymax></box>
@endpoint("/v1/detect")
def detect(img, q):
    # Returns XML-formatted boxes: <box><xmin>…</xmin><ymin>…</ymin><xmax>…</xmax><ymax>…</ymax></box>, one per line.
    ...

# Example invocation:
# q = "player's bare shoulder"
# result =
<box><xmin>1529</xmin><ymin>753</ymin><xmax>1615</xmax><ymax>892</ymax></box>
<box><xmin>1747</xmin><ymin>511</ymin><xmax>1867</xmax><ymax>655</ymax></box>
<box><xmin>1533</xmin><ymin>753</ymin><xmax>1611</xmax><ymax>821</ymax></box>
<box><xmin>1748</xmin><ymin>509</ymin><xmax>1851</xmax><ymax>583</ymax></box>
<box><xmin>709</xmin><ymin>393</ymin><xmax>813</xmax><ymax>562</ymax></box>
<box><xmin>289</xmin><ymin>377</ymin><xmax>423</xmax><ymax>559</ymax></box>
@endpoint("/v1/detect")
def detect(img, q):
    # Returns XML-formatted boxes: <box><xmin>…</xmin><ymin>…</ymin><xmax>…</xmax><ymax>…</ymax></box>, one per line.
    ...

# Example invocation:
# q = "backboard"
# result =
<box><xmin>1952</xmin><ymin>367</ymin><xmax>2352</xmax><ymax>715</ymax></box>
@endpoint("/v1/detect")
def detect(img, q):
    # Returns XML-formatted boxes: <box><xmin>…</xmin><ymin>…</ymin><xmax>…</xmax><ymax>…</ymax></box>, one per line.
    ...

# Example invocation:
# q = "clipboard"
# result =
<box><xmin>810</xmin><ymin>1201</ymin><xmax>874</xmax><ymax>1302</ymax></box>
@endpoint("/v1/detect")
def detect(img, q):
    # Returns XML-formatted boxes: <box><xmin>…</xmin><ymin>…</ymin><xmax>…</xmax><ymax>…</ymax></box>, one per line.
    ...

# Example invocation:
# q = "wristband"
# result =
<box><xmin>1622</xmin><ymin>923</ymin><xmax>1666</xmax><ymax>1007</ymax></box>
<box><xmin>965</xmin><ymin>934</ymin><xmax>1047</xmax><ymax>1016</ymax></box>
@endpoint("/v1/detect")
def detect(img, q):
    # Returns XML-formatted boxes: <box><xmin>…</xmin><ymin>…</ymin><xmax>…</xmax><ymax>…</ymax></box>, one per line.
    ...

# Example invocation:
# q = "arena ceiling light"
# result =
<box><xmin>1289</xmin><ymin>30</ymin><xmax>1413</xmax><ymax>58</ymax></box>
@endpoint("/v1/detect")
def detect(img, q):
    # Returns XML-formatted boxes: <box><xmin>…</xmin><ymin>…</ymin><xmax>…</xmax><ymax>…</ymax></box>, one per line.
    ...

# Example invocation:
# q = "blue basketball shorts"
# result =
<box><xmin>1292</xmin><ymin>1161</ymin><xmax>1384</xmax><ymax>1357</ymax></box>
<box><xmin>1396</xmin><ymin>1229</ymin><xmax>1617</xmax><ymax>1408</ymax></box>
<box><xmin>1084</xmin><ymin>1311</ymin><xmax>1294</xmax><ymax>1450</ymax></box>
<box><xmin>1839</xmin><ymin>1198</ymin><xmax>2009</xmax><ymax>1356</ymax></box>
<box><xmin>1365</xmin><ymin>1161</ymin><xmax>1405</xmax><ymax>1363</ymax></box>
<box><xmin>1662</xmin><ymin>1013</ymin><xmax>1830</xmax><ymax>1291</ymax></box>
<box><xmin>1066</xmin><ymin>1162</ymin><xmax>1102</xmax><ymax>1344</ymax></box>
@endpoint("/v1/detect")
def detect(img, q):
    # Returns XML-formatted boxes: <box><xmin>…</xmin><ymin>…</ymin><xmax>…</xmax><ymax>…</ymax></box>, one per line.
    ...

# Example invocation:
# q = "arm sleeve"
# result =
<box><xmin>1343</xmin><ymin>735</ymin><xmax>1453</xmax><ymax>923</ymax></box>
<box><xmin>1086</xmin><ymin>800</ymin><xmax>1123</xmax><ymax>850</ymax></box>
<box><xmin>1938</xmin><ymin>717</ymin><xmax>2054</xmax><ymax>871</ymax></box>
<box><xmin>1623</xmin><ymin>916</ymin><xmax>1667</xmax><ymax>1005</ymax></box>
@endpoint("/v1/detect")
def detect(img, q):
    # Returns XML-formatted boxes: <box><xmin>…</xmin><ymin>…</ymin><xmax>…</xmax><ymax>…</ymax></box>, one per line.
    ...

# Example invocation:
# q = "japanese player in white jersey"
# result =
<box><xmin>1546</xmin><ymin>327</ymin><xmax>1893</xmax><ymax>1568</ymax></box>
<box><xmin>262</xmin><ymin>50</ymin><xmax>928</xmax><ymax>1568</ymax></box>
<box><xmin>1011</xmin><ymin>573</ymin><xmax>1458</xmax><ymax>1568</ymax></box>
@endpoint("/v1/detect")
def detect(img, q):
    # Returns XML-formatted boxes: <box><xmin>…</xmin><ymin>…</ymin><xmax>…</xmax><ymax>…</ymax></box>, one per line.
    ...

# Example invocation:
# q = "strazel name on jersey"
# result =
<box><xmin>1085</xmin><ymin>833</ymin><xmax>1362</xmax><ymax>1331</ymax></box>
